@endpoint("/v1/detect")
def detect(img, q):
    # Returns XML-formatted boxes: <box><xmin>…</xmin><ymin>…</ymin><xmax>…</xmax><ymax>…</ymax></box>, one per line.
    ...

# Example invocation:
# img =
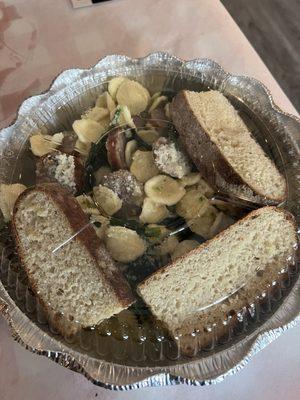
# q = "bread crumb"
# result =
<box><xmin>153</xmin><ymin>138</ymin><xmax>191</xmax><ymax>179</ymax></box>
<box><xmin>53</xmin><ymin>154</ymin><xmax>76</xmax><ymax>193</ymax></box>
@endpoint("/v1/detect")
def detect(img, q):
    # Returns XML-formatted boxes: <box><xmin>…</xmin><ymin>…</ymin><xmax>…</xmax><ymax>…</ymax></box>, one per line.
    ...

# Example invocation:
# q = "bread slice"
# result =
<box><xmin>170</xmin><ymin>90</ymin><xmax>286</xmax><ymax>204</ymax></box>
<box><xmin>12</xmin><ymin>183</ymin><xmax>134</xmax><ymax>336</ymax></box>
<box><xmin>138</xmin><ymin>207</ymin><xmax>297</xmax><ymax>354</ymax></box>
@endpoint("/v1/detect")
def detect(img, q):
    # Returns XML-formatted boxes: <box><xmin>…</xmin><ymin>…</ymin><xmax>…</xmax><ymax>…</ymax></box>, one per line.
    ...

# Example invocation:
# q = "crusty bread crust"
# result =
<box><xmin>12</xmin><ymin>183</ymin><xmax>134</xmax><ymax>336</ymax></box>
<box><xmin>170</xmin><ymin>90</ymin><xmax>287</xmax><ymax>204</ymax></box>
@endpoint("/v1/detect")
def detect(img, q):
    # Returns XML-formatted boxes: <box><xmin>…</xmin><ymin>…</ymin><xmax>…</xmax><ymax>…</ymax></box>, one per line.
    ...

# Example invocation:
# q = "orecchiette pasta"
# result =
<box><xmin>144</xmin><ymin>175</ymin><xmax>186</xmax><ymax>206</ymax></box>
<box><xmin>105</xmin><ymin>226</ymin><xmax>146</xmax><ymax>263</ymax></box>
<box><xmin>130</xmin><ymin>151</ymin><xmax>159</xmax><ymax>183</ymax></box>
<box><xmin>139</xmin><ymin>197</ymin><xmax>169</xmax><ymax>224</ymax></box>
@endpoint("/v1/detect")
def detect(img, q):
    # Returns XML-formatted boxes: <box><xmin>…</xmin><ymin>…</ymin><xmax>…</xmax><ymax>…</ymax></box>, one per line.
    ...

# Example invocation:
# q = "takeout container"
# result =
<box><xmin>0</xmin><ymin>53</ymin><xmax>299</xmax><ymax>389</ymax></box>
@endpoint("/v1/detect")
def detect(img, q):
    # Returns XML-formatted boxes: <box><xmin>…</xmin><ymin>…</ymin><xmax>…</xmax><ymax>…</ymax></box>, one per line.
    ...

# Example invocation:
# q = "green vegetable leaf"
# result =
<box><xmin>144</xmin><ymin>226</ymin><xmax>162</xmax><ymax>239</ymax></box>
<box><xmin>110</xmin><ymin>106</ymin><xmax>123</xmax><ymax>126</ymax></box>
<box><xmin>84</xmin><ymin>129</ymin><xmax>111</xmax><ymax>189</ymax></box>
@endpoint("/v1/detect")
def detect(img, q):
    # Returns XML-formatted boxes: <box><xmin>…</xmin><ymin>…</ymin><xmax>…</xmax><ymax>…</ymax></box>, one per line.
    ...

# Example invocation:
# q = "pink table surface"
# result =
<box><xmin>0</xmin><ymin>0</ymin><xmax>299</xmax><ymax>399</ymax></box>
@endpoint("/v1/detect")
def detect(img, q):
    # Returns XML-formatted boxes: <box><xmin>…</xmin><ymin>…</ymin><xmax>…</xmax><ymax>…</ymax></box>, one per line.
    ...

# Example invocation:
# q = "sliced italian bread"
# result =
<box><xmin>12</xmin><ymin>183</ymin><xmax>134</xmax><ymax>336</ymax></box>
<box><xmin>138</xmin><ymin>206</ymin><xmax>297</xmax><ymax>355</ymax></box>
<box><xmin>170</xmin><ymin>90</ymin><xmax>287</xmax><ymax>204</ymax></box>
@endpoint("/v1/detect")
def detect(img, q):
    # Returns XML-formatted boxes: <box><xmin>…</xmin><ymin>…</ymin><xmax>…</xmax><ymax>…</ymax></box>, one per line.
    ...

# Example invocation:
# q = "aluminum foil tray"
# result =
<box><xmin>0</xmin><ymin>53</ymin><xmax>299</xmax><ymax>390</ymax></box>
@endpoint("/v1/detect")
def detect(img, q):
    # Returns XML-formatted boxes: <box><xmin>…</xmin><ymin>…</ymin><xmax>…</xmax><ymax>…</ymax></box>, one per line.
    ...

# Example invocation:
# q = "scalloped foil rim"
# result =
<box><xmin>0</xmin><ymin>52</ymin><xmax>299</xmax><ymax>390</ymax></box>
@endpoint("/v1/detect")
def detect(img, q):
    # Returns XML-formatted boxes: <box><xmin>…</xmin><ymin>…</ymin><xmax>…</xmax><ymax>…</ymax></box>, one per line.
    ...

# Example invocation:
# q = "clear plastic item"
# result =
<box><xmin>0</xmin><ymin>53</ymin><xmax>299</xmax><ymax>388</ymax></box>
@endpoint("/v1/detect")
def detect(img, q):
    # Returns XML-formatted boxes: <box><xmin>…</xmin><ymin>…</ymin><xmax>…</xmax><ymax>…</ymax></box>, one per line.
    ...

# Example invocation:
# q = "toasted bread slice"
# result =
<box><xmin>138</xmin><ymin>206</ymin><xmax>297</xmax><ymax>354</ymax></box>
<box><xmin>171</xmin><ymin>90</ymin><xmax>286</xmax><ymax>204</ymax></box>
<box><xmin>12</xmin><ymin>183</ymin><xmax>134</xmax><ymax>336</ymax></box>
